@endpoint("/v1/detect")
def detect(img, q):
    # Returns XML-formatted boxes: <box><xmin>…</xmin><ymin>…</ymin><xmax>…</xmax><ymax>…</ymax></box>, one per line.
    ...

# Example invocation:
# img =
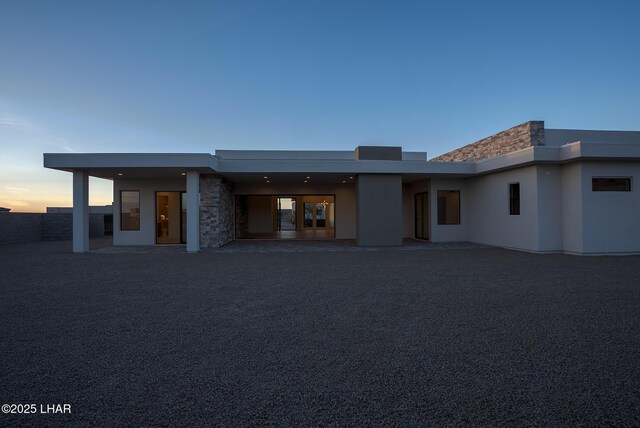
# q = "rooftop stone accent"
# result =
<box><xmin>431</xmin><ymin>121</ymin><xmax>545</xmax><ymax>162</ymax></box>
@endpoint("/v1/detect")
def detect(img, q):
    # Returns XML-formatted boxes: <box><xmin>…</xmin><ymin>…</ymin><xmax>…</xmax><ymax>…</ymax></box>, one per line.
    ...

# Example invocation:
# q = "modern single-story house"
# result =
<box><xmin>43</xmin><ymin>121</ymin><xmax>640</xmax><ymax>255</ymax></box>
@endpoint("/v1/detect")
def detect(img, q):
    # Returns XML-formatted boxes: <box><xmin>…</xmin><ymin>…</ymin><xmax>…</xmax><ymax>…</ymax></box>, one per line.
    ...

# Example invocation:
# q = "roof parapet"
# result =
<box><xmin>355</xmin><ymin>146</ymin><xmax>402</xmax><ymax>161</ymax></box>
<box><xmin>431</xmin><ymin>121</ymin><xmax>545</xmax><ymax>163</ymax></box>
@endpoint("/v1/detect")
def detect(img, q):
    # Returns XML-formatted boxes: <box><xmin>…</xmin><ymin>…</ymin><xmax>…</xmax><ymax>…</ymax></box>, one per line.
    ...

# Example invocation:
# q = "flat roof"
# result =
<box><xmin>43</xmin><ymin>127</ymin><xmax>640</xmax><ymax>181</ymax></box>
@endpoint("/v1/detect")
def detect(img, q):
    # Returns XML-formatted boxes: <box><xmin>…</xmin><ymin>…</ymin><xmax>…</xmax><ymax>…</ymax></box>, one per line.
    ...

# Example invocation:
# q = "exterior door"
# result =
<box><xmin>156</xmin><ymin>191</ymin><xmax>186</xmax><ymax>244</ymax></box>
<box><xmin>303</xmin><ymin>201</ymin><xmax>329</xmax><ymax>229</ymax></box>
<box><xmin>415</xmin><ymin>192</ymin><xmax>429</xmax><ymax>240</ymax></box>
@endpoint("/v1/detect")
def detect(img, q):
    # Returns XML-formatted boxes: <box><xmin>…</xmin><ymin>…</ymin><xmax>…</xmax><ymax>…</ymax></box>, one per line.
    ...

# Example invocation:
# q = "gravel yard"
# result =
<box><xmin>1</xmin><ymin>240</ymin><xmax>640</xmax><ymax>426</ymax></box>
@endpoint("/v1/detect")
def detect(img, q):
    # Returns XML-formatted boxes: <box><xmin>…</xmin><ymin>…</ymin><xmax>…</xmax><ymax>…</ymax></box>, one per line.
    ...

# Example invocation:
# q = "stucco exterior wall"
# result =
<box><xmin>233</xmin><ymin>183</ymin><xmax>356</xmax><ymax>239</ymax></box>
<box><xmin>580</xmin><ymin>162</ymin><xmax>640</xmax><ymax>254</ymax></box>
<box><xmin>402</xmin><ymin>184</ymin><xmax>414</xmax><ymax>239</ymax></box>
<box><xmin>429</xmin><ymin>178</ymin><xmax>467</xmax><ymax>242</ymax></box>
<box><xmin>561</xmin><ymin>163</ymin><xmax>583</xmax><ymax>254</ymax></box>
<box><xmin>247</xmin><ymin>195</ymin><xmax>272</xmax><ymax>233</ymax></box>
<box><xmin>402</xmin><ymin>179</ymin><xmax>430</xmax><ymax>239</ymax></box>
<box><xmin>113</xmin><ymin>177</ymin><xmax>186</xmax><ymax>246</ymax></box>
<box><xmin>536</xmin><ymin>165</ymin><xmax>563</xmax><ymax>252</ymax></box>
<box><xmin>356</xmin><ymin>174</ymin><xmax>402</xmax><ymax>246</ymax></box>
<box><xmin>465</xmin><ymin>166</ymin><xmax>539</xmax><ymax>251</ymax></box>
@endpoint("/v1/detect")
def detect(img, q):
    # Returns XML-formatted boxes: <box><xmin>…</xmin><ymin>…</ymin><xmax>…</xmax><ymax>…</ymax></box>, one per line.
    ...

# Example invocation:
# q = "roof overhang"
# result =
<box><xmin>44</xmin><ymin>153</ymin><xmax>217</xmax><ymax>180</ymax></box>
<box><xmin>44</xmin><ymin>141</ymin><xmax>640</xmax><ymax>182</ymax></box>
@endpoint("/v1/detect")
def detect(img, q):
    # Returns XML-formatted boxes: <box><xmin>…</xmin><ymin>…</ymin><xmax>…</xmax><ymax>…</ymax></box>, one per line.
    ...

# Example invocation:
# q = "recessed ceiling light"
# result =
<box><xmin>263</xmin><ymin>176</ymin><xmax>268</xmax><ymax>179</ymax></box>
<box><xmin>117</xmin><ymin>173</ymin><xmax>123</xmax><ymax>176</ymax></box>
<box><xmin>181</xmin><ymin>172</ymin><xmax>186</xmax><ymax>176</ymax></box>
<box><xmin>306</xmin><ymin>176</ymin><xmax>310</xmax><ymax>179</ymax></box>
<box><xmin>349</xmin><ymin>176</ymin><xmax>354</xmax><ymax>179</ymax></box>
<box><xmin>266</xmin><ymin>180</ymin><xmax>270</xmax><ymax>183</ymax></box>
<box><xmin>342</xmin><ymin>181</ymin><xmax>346</xmax><ymax>183</ymax></box>
<box><xmin>304</xmin><ymin>180</ymin><xmax>308</xmax><ymax>183</ymax></box>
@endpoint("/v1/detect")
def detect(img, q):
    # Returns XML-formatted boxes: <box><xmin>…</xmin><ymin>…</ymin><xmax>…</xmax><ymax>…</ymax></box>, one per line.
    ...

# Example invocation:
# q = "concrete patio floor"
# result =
<box><xmin>1</xmin><ymin>239</ymin><xmax>640</xmax><ymax>426</ymax></box>
<box><xmin>91</xmin><ymin>238</ymin><xmax>484</xmax><ymax>253</ymax></box>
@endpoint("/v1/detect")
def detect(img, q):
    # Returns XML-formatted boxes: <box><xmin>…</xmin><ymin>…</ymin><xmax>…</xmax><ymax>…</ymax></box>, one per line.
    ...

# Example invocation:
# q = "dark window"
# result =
<box><xmin>437</xmin><ymin>190</ymin><xmax>460</xmax><ymax>225</ymax></box>
<box><xmin>592</xmin><ymin>178</ymin><xmax>631</xmax><ymax>192</ymax></box>
<box><xmin>509</xmin><ymin>183</ymin><xmax>520</xmax><ymax>215</ymax></box>
<box><xmin>120</xmin><ymin>191</ymin><xmax>140</xmax><ymax>230</ymax></box>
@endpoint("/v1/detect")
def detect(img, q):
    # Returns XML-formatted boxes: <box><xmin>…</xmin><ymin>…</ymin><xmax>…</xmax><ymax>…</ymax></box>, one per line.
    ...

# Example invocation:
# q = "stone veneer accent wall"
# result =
<box><xmin>234</xmin><ymin>196</ymin><xmax>249</xmax><ymax>239</ymax></box>
<box><xmin>431</xmin><ymin>121</ymin><xmax>545</xmax><ymax>162</ymax></box>
<box><xmin>200</xmin><ymin>174</ymin><xmax>234</xmax><ymax>248</ymax></box>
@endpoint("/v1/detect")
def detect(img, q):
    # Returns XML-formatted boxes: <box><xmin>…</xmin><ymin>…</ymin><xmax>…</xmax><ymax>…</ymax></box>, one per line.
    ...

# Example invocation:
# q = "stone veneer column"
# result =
<box><xmin>234</xmin><ymin>196</ymin><xmax>248</xmax><ymax>239</ymax></box>
<box><xmin>199</xmin><ymin>174</ymin><xmax>234</xmax><ymax>248</ymax></box>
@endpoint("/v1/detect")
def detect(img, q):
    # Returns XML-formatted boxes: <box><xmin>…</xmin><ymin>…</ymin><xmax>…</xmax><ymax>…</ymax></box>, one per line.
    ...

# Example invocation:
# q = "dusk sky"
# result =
<box><xmin>1</xmin><ymin>0</ymin><xmax>639</xmax><ymax>212</ymax></box>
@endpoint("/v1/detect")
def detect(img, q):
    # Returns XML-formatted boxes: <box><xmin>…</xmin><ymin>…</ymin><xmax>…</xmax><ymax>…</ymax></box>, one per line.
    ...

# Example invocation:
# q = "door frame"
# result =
<box><xmin>154</xmin><ymin>191</ymin><xmax>187</xmax><ymax>245</ymax></box>
<box><xmin>276</xmin><ymin>196</ymin><xmax>297</xmax><ymax>232</ymax></box>
<box><xmin>414</xmin><ymin>191</ymin><xmax>430</xmax><ymax>240</ymax></box>
<box><xmin>302</xmin><ymin>200</ymin><xmax>329</xmax><ymax>230</ymax></box>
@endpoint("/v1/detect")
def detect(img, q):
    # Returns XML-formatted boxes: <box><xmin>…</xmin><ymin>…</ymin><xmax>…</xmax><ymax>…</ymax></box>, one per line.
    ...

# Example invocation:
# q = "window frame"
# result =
<box><xmin>120</xmin><ymin>190</ymin><xmax>141</xmax><ymax>231</ymax></box>
<box><xmin>436</xmin><ymin>190</ymin><xmax>461</xmax><ymax>225</ymax></box>
<box><xmin>591</xmin><ymin>177</ymin><xmax>632</xmax><ymax>192</ymax></box>
<box><xmin>509</xmin><ymin>182</ymin><xmax>520</xmax><ymax>215</ymax></box>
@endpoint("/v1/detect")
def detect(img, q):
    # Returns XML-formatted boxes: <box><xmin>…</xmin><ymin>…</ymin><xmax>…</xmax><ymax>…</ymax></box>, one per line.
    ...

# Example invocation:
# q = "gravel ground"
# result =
<box><xmin>1</xmin><ymin>240</ymin><xmax>640</xmax><ymax>426</ymax></box>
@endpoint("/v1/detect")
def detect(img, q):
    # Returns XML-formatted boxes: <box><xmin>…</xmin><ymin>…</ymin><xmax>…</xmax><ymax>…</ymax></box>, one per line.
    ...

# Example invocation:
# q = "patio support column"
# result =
<box><xmin>186</xmin><ymin>170</ymin><xmax>200</xmax><ymax>253</ymax></box>
<box><xmin>72</xmin><ymin>170</ymin><xmax>89</xmax><ymax>253</ymax></box>
<box><xmin>356</xmin><ymin>174</ymin><xmax>403</xmax><ymax>246</ymax></box>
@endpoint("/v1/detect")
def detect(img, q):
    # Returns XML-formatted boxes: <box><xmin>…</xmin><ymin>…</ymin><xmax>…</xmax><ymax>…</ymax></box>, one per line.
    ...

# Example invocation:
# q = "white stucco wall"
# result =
<box><xmin>536</xmin><ymin>165</ymin><xmax>563</xmax><ymax>252</ymax></box>
<box><xmin>233</xmin><ymin>183</ymin><xmax>356</xmax><ymax>239</ymax></box>
<box><xmin>402</xmin><ymin>180</ymin><xmax>430</xmax><ymax>239</ymax></box>
<box><xmin>108</xmin><ymin>162</ymin><xmax>640</xmax><ymax>254</ymax></box>
<box><xmin>465</xmin><ymin>166</ymin><xmax>539</xmax><ymax>251</ymax></box>
<box><xmin>561</xmin><ymin>163</ymin><xmax>583</xmax><ymax>254</ymax></box>
<box><xmin>580</xmin><ymin>162</ymin><xmax>640</xmax><ymax>254</ymax></box>
<box><xmin>429</xmin><ymin>178</ymin><xmax>467</xmax><ymax>242</ymax></box>
<box><xmin>113</xmin><ymin>178</ymin><xmax>186</xmax><ymax>245</ymax></box>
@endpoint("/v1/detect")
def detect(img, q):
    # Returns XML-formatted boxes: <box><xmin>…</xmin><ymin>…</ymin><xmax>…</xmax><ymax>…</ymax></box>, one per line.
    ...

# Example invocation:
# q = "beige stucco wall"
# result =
<box><xmin>465</xmin><ymin>166</ymin><xmax>539</xmax><ymax>251</ymax></box>
<box><xmin>402</xmin><ymin>179</ymin><xmax>430</xmax><ymax>239</ymax></box>
<box><xmin>356</xmin><ymin>174</ymin><xmax>402</xmax><ymax>246</ymax></box>
<box><xmin>429</xmin><ymin>178</ymin><xmax>467</xmax><ymax>242</ymax></box>
<box><xmin>113</xmin><ymin>177</ymin><xmax>186</xmax><ymax>246</ymax></box>
<box><xmin>580</xmin><ymin>162</ymin><xmax>640</xmax><ymax>254</ymax></box>
<box><xmin>561</xmin><ymin>163</ymin><xmax>583</xmax><ymax>254</ymax></box>
<box><xmin>247</xmin><ymin>195</ymin><xmax>273</xmax><ymax>233</ymax></box>
<box><xmin>536</xmin><ymin>165</ymin><xmax>563</xmax><ymax>252</ymax></box>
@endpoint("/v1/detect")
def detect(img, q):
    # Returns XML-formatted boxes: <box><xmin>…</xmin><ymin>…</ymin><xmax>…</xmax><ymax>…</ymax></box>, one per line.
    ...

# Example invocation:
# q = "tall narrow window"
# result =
<box><xmin>437</xmin><ymin>190</ymin><xmax>460</xmax><ymax>225</ymax></box>
<box><xmin>121</xmin><ymin>191</ymin><xmax>140</xmax><ymax>230</ymax></box>
<box><xmin>509</xmin><ymin>183</ymin><xmax>520</xmax><ymax>215</ymax></box>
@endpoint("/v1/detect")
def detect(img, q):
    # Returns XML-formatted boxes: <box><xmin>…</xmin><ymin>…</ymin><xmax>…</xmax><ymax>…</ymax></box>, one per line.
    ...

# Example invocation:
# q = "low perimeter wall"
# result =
<box><xmin>0</xmin><ymin>212</ymin><xmax>109</xmax><ymax>244</ymax></box>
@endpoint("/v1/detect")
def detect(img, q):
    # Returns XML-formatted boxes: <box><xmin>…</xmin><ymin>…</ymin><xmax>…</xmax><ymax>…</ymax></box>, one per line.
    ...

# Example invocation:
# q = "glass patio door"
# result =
<box><xmin>156</xmin><ymin>191</ymin><xmax>186</xmax><ymax>244</ymax></box>
<box><xmin>303</xmin><ymin>201</ymin><xmax>329</xmax><ymax>229</ymax></box>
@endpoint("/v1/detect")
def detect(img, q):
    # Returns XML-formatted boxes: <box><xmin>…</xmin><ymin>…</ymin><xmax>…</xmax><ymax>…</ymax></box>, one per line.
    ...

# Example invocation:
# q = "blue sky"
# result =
<box><xmin>1</xmin><ymin>0</ymin><xmax>639</xmax><ymax>211</ymax></box>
